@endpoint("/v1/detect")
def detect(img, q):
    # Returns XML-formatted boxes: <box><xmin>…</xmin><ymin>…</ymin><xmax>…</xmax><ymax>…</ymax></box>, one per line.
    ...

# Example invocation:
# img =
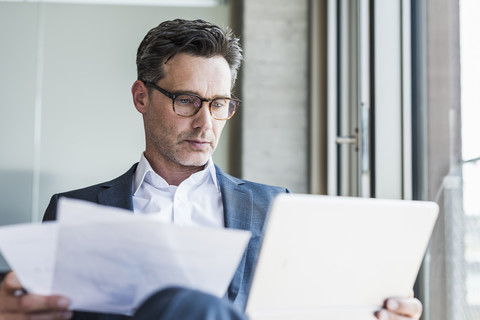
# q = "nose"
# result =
<box><xmin>192</xmin><ymin>101</ymin><xmax>213</xmax><ymax>130</ymax></box>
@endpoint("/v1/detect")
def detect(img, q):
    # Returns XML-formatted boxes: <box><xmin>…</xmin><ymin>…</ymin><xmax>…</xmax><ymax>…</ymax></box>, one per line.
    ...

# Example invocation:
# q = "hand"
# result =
<box><xmin>375</xmin><ymin>297</ymin><xmax>423</xmax><ymax>320</ymax></box>
<box><xmin>0</xmin><ymin>271</ymin><xmax>72</xmax><ymax>320</ymax></box>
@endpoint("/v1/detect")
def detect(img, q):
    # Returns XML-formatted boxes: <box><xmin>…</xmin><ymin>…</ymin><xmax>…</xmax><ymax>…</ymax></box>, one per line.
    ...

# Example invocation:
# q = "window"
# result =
<box><xmin>461</xmin><ymin>0</ymin><xmax>480</xmax><ymax>316</ymax></box>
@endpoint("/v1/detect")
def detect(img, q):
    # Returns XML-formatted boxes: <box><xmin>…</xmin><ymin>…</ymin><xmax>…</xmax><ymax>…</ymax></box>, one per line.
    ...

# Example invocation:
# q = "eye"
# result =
<box><xmin>175</xmin><ymin>95</ymin><xmax>196</xmax><ymax>105</ymax></box>
<box><xmin>212</xmin><ymin>99</ymin><xmax>229</xmax><ymax>109</ymax></box>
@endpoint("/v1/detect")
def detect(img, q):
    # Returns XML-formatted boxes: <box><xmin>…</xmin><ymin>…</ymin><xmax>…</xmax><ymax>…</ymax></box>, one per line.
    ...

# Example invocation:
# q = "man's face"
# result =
<box><xmin>138</xmin><ymin>53</ymin><xmax>231</xmax><ymax>171</ymax></box>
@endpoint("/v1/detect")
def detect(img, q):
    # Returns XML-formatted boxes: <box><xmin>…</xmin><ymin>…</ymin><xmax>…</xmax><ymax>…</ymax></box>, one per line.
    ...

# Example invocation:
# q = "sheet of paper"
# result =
<box><xmin>0</xmin><ymin>222</ymin><xmax>57</xmax><ymax>295</ymax></box>
<box><xmin>0</xmin><ymin>198</ymin><xmax>251</xmax><ymax>315</ymax></box>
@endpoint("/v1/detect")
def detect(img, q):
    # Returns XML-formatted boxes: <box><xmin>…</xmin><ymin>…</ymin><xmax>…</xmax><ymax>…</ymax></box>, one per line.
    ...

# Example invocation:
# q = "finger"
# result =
<box><xmin>28</xmin><ymin>310</ymin><xmax>73</xmax><ymax>320</ymax></box>
<box><xmin>18</xmin><ymin>295</ymin><xmax>70</xmax><ymax>313</ymax></box>
<box><xmin>1</xmin><ymin>273</ymin><xmax>70</xmax><ymax>314</ymax></box>
<box><xmin>384</xmin><ymin>297</ymin><xmax>423</xmax><ymax>318</ymax></box>
<box><xmin>375</xmin><ymin>309</ymin><xmax>415</xmax><ymax>320</ymax></box>
<box><xmin>0</xmin><ymin>273</ymin><xmax>24</xmax><ymax>312</ymax></box>
<box><xmin>0</xmin><ymin>291</ymin><xmax>22</xmax><ymax>312</ymax></box>
<box><xmin>0</xmin><ymin>293</ymin><xmax>65</xmax><ymax>313</ymax></box>
<box><xmin>0</xmin><ymin>313</ymin><xmax>26</xmax><ymax>320</ymax></box>
<box><xmin>1</xmin><ymin>272</ymin><xmax>24</xmax><ymax>294</ymax></box>
<box><xmin>0</xmin><ymin>310</ymin><xmax>73</xmax><ymax>320</ymax></box>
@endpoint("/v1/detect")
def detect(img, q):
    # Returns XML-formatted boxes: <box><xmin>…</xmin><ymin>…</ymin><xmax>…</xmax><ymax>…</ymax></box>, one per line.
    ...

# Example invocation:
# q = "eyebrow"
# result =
<box><xmin>170</xmin><ymin>89</ymin><xmax>232</xmax><ymax>99</ymax></box>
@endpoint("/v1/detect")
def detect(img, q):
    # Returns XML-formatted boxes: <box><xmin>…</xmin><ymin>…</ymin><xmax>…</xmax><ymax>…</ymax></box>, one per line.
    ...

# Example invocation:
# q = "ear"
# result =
<box><xmin>132</xmin><ymin>80</ymin><xmax>149</xmax><ymax>114</ymax></box>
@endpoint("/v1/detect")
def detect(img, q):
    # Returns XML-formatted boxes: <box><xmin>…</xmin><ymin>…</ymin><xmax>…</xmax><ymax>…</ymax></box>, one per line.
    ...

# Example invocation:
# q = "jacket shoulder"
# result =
<box><xmin>43</xmin><ymin>164</ymin><xmax>138</xmax><ymax>221</ymax></box>
<box><xmin>215</xmin><ymin>165</ymin><xmax>290</xmax><ymax>196</ymax></box>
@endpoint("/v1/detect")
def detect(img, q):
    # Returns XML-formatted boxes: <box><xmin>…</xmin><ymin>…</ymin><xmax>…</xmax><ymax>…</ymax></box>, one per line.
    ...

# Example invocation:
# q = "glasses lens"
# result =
<box><xmin>211</xmin><ymin>98</ymin><xmax>238</xmax><ymax>120</ymax></box>
<box><xmin>173</xmin><ymin>95</ymin><xmax>201</xmax><ymax>116</ymax></box>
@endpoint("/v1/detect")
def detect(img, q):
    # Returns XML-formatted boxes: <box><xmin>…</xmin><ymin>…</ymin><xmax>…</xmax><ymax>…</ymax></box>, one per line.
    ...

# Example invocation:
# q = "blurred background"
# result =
<box><xmin>0</xmin><ymin>0</ymin><xmax>479</xmax><ymax>319</ymax></box>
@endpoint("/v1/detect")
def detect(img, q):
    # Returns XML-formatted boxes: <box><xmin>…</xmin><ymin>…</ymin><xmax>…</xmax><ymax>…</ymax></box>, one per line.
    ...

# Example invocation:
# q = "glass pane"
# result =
<box><xmin>460</xmin><ymin>0</ymin><xmax>480</xmax><ymax>317</ymax></box>
<box><xmin>461</xmin><ymin>0</ymin><xmax>480</xmax><ymax>161</ymax></box>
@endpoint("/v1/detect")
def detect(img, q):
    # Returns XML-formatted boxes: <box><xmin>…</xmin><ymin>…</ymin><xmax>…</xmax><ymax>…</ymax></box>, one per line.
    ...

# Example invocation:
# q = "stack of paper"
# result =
<box><xmin>0</xmin><ymin>198</ymin><xmax>251</xmax><ymax>315</ymax></box>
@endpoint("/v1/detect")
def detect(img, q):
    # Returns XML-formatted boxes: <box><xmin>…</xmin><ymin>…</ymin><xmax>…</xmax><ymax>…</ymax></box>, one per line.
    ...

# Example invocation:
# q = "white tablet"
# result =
<box><xmin>246</xmin><ymin>194</ymin><xmax>438</xmax><ymax>320</ymax></box>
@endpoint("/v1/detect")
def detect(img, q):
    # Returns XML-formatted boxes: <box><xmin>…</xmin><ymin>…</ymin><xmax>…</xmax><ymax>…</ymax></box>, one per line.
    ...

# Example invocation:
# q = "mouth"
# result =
<box><xmin>185</xmin><ymin>139</ymin><xmax>212</xmax><ymax>150</ymax></box>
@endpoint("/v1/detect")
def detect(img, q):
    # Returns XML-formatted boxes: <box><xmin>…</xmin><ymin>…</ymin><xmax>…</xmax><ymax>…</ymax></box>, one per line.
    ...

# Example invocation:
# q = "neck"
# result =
<box><xmin>143</xmin><ymin>152</ymin><xmax>205</xmax><ymax>186</ymax></box>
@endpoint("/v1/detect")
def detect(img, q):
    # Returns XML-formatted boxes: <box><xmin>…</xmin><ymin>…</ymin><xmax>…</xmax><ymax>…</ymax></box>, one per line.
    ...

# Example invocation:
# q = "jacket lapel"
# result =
<box><xmin>216</xmin><ymin>166</ymin><xmax>253</xmax><ymax>304</ymax></box>
<box><xmin>97</xmin><ymin>163</ymin><xmax>137</xmax><ymax>211</ymax></box>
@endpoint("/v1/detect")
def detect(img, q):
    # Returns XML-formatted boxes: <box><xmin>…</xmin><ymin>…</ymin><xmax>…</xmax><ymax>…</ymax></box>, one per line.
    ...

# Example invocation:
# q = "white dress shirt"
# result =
<box><xmin>132</xmin><ymin>153</ymin><xmax>225</xmax><ymax>228</ymax></box>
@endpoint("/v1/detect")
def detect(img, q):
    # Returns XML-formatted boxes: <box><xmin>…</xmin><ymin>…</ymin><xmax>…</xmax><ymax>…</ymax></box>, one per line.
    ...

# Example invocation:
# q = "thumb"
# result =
<box><xmin>2</xmin><ymin>272</ymin><xmax>24</xmax><ymax>294</ymax></box>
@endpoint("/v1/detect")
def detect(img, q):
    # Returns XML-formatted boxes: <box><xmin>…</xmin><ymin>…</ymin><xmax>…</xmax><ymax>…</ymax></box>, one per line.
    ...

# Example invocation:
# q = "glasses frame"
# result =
<box><xmin>143</xmin><ymin>81</ymin><xmax>240</xmax><ymax>120</ymax></box>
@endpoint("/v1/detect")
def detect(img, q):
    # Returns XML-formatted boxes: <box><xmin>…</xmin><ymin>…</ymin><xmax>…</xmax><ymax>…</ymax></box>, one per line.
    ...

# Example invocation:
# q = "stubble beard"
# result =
<box><xmin>147</xmin><ymin>126</ymin><xmax>216</xmax><ymax>169</ymax></box>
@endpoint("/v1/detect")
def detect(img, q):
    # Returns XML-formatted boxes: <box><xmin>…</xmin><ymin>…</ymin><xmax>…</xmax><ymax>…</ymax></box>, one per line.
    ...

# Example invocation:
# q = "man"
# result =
<box><xmin>0</xmin><ymin>19</ymin><xmax>422</xmax><ymax>320</ymax></box>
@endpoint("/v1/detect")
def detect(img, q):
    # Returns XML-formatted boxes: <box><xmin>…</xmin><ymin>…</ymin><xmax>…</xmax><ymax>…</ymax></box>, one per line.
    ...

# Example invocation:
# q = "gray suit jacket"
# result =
<box><xmin>43</xmin><ymin>163</ymin><xmax>288</xmax><ymax>319</ymax></box>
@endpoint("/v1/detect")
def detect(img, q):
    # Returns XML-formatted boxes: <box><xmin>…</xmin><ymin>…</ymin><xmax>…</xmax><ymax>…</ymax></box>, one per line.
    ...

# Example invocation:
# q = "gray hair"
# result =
<box><xmin>136</xmin><ymin>19</ymin><xmax>243</xmax><ymax>87</ymax></box>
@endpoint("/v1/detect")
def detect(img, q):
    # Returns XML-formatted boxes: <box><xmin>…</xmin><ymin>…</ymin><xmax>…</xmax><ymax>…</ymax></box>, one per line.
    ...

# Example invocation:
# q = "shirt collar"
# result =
<box><xmin>133</xmin><ymin>153</ymin><xmax>219</xmax><ymax>195</ymax></box>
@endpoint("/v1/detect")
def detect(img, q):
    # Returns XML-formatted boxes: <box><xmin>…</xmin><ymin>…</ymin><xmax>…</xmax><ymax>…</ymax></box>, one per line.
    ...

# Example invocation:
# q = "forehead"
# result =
<box><xmin>160</xmin><ymin>53</ymin><xmax>232</xmax><ymax>95</ymax></box>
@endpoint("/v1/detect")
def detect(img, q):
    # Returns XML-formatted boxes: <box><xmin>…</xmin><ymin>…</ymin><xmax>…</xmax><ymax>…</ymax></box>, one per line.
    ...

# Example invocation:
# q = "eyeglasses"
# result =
<box><xmin>144</xmin><ymin>81</ymin><xmax>240</xmax><ymax>120</ymax></box>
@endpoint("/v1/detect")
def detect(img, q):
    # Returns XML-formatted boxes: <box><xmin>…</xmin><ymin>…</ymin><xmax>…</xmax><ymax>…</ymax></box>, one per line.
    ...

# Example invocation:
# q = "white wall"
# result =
<box><xmin>0</xmin><ymin>2</ymin><xmax>231</xmax><ymax>224</ymax></box>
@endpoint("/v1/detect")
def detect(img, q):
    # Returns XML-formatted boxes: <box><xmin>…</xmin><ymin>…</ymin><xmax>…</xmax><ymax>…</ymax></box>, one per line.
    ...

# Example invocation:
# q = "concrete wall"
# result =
<box><xmin>241</xmin><ymin>0</ymin><xmax>310</xmax><ymax>193</ymax></box>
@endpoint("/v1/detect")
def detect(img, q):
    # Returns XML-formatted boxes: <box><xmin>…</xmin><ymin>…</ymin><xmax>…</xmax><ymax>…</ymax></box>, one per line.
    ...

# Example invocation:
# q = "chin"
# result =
<box><xmin>173</xmin><ymin>149</ymin><xmax>213</xmax><ymax>167</ymax></box>
<box><xmin>177</xmin><ymin>156</ymin><xmax>210</xmax><ymax>167</ymax></box>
